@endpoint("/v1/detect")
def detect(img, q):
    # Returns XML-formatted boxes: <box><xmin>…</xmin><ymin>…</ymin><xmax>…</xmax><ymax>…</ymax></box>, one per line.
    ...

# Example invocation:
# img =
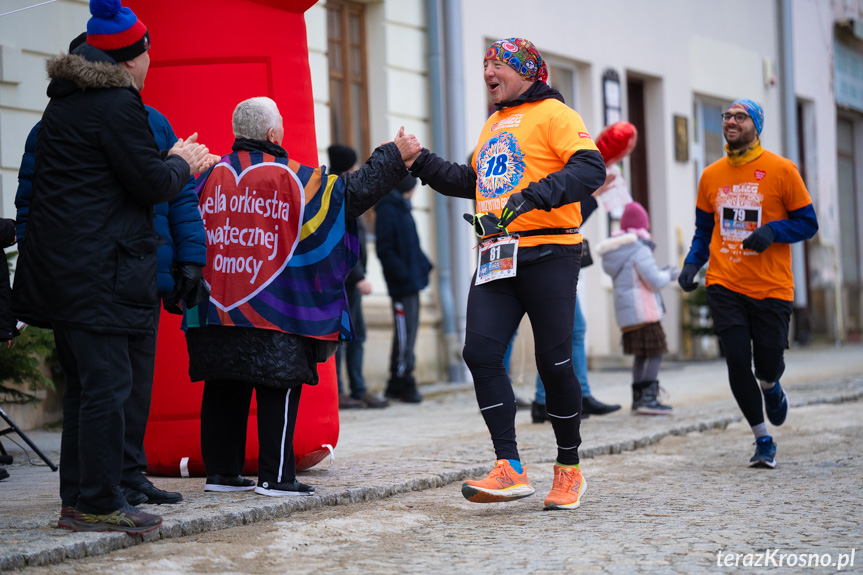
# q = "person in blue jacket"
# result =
<box><xmin>15</xmin><ymin>35</ymin><xmax>207</xmax><ymax>509</ymax></box>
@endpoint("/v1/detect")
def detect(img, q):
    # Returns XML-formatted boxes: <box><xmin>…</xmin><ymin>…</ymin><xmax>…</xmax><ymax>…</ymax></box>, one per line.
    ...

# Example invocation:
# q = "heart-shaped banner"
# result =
<box><xmin>199</xmin><ymin>162</ymin><xmax>305</xmax><ymax>312</ymax></box>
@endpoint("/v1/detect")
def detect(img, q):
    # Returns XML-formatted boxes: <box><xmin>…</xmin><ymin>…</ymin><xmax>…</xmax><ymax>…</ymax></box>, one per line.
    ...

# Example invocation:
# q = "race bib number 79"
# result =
<box><xmin>720</xmin><ymin>204</ymin><xmax>761</xmax><ymax>241</ymax></box>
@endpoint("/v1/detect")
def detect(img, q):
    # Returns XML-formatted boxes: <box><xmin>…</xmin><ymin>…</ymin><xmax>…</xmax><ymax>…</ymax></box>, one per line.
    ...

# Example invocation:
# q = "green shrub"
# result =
<box><xmin>0</xmin><ymin>327</ymin><xmax>57</xmax><ymax>404</ymax></box>
<box><xmin>1</xmin><ymin>250</ymin><xmax>58</xmax><ymax>404</ymax></box>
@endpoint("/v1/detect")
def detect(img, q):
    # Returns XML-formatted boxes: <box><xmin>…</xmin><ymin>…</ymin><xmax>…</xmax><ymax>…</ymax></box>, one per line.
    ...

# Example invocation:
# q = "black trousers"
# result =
<box><xmin>707</xmin><ymin>285</ymin><xmax>790</xmax><ymax>427</ymax></box>
<box><xmin>54</xmin><ymin>327</ymin><xmax>143</xmax><ymax>513</ymax></box>
<box><xmin>200</xmin><ymin>380</ymin><xmax>303</xmax><ymax>484</ymax></box>
<box><xmin>121</xmin><ymin>305</ymin><xmax>160</xmax><ymax>485</ymax></box>
<box><xmin>388</xmin><ymin>292</ymin><xmax>420</xmax><ymax>383</ymax></box>
<box><xmin>462</xmin><ymin>254</ymin><xmax>583</xmax><ymax>465</ymax></box>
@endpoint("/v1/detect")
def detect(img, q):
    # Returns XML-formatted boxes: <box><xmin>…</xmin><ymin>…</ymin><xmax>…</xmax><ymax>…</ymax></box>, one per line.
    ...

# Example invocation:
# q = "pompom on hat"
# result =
<box><xmin>86</xmin><ymin>0</ymin><xmax>150</xmax><ymax>63</ymax></box>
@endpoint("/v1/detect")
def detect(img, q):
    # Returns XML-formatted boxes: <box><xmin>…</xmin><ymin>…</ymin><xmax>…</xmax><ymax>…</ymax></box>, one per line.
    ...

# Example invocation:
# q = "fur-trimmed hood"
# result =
<box><xmin>45</xmin><ymin>44</ymin><xmax>135</xmax><ymax>93</ymax></box>
<box><xmin>598</xmin><ymin>231</ymin><xmax>672</xmax><ymax>329</ymax></box>
<box><xmin>596</xmin><ymin>232</ymin><xmax>638</xmax><ymax>256</ymax></box>
<box><xmin>597</xmin><ymin>232</ymin><xmax>643</xmax><ymax>278</ymax></box>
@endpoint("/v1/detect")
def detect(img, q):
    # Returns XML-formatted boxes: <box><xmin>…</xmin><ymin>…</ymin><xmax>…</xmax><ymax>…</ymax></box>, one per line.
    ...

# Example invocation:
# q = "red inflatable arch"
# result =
<box><xmin>127</xmin><ymin>0</ymin><xmax>339</xmax><ymax>476</ymax></box>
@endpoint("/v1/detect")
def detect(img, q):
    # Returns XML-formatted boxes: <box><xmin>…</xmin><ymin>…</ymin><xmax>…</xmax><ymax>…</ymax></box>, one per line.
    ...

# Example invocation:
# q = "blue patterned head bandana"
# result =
<box><xmin>730</xmin><ymin>99</ymin><xmax>764</xmax><ymax>135</ymax></box>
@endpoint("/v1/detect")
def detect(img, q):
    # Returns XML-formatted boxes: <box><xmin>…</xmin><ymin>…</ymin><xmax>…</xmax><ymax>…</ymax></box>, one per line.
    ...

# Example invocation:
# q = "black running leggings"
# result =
<box><xmin>715</xmin><ymin>325</ymin><xmax>785</xmax><ymax>427</ymax></box>
<box><xmin>462</xmin><ymin>254</ymin><xmax>582</xmax><ymax>465</ymax></box>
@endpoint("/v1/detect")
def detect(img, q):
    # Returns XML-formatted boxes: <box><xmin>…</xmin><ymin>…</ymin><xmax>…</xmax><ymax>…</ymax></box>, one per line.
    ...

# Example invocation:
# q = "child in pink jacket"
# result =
<box><xmin>597</xmin><ymin>202</ymin><xmax>678</xmax><ymax>414</ymax></box>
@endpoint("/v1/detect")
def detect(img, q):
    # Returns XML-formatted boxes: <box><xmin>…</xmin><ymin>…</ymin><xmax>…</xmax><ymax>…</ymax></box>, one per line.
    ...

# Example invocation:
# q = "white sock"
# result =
<box><xmin>759</xmin><ymin>379</ymin><xmax>776</xmax><ymax>391</ymax></box>
<box><xmin>751</xmin><ymin>423</ymin><xmax>769</xmax><ymax>439</ymax></box>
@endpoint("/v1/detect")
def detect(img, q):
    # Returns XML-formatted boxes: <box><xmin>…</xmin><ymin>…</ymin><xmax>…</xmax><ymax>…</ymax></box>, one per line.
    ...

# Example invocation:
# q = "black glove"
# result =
<box><xmin>499</xmin><ymin>194</ymin><xmax>528</xmax><ymax>231</ymax></box>
<box><xmin>164</xmin><ymin>263</ymin><xmax>207</xmax><ymax>315</ymax></box>
<box><xmin>741</xmin><ymin>224</ymin><xmax>774</xmax><ymax>253</ymax></box>
<box><xmin>677</xmin><ymin>263</ymin><xmax>700</xmax><ymax>293</ymax></box>
<box><xmin>463</xmin><ymin>212</ymin><xmax>506</xmax><ymax>238</ymax></box>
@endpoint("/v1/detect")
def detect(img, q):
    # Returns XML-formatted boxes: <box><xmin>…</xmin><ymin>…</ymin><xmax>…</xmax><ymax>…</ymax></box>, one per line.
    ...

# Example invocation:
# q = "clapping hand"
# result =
<box><xmin>168</xmin><ymin>132</ymin><xmax>212</xmax><ymax>175</ymax></box>
<box><xmin>200</xmin><ymin>153</ymin><xmax>222</xmax><ymax>173</ymax></box>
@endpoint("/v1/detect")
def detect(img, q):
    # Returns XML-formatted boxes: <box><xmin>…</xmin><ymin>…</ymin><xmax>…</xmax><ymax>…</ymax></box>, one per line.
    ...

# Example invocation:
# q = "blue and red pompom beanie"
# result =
<box><xmin>86</xmin><ymin>0</ymin><xmax>149</xmax><ymax>63</ymax></box>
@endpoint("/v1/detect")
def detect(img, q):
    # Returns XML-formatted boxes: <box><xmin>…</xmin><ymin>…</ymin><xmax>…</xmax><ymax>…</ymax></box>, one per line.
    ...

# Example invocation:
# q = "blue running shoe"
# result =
<box><xmin>763</xmin><ymin>381</ymin><xmax>789</xmax><ymax>426</ymax></box>
<box><xmin>749</xmin><ymin>437</ymin><xmax>776</xmax><ymax>468</ymax></box>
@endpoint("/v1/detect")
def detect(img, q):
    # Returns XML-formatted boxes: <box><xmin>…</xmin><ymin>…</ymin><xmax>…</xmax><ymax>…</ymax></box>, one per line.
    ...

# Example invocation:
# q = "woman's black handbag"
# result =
<box><xmin>580</xmin><ymin>238</ymin><xmax>593</xmax><ymax>268</ymax></box>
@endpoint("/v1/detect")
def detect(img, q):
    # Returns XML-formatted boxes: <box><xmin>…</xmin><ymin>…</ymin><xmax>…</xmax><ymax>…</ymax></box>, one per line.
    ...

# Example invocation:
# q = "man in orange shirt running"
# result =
<box><xmin>407</xmin><ymin>38</ymin><xmax>606</xmax><ymax>510</ymax></box>
<box><xmin>679</xmin><ymin>99</ymin><xmax>818</xmax><ymax>469</ymax></box>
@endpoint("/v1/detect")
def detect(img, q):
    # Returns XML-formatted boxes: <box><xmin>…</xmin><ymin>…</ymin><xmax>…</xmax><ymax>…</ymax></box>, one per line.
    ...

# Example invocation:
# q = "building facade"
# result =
<box><xmin>1</xmin><ymin>0</ymin><xmax>861</xmax><ymax>394</ymax></box>
<box><xmin>306</xmin><ymin>0</ymin><xmax>863</xmax><ymax>385</ymax></box>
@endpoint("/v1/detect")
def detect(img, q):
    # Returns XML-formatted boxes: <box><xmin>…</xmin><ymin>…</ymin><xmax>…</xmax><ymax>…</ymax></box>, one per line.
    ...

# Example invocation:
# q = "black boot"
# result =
<box><xmin>384</xmin><ymin>377</ymin><xmax>402</xmax><ymax>399</ymax></box>
<box><xmin>582</xmin><ymin>395</ymin><xmax>621</xmax><ymax>416</ymax></box>
<box><xmin>530</xmin><ymin>401</ymin><xmax>548</xmax><ymax>423</ymax></box>
<box><xmin>400</xmin><ymin>376</ymin><xmax>423</xmax><ymax>403</ymax></box>
<box><xmin>631</xmin><ymin>382</ymin><xmax>645</xmax><ymax>412</ymax></box>
<box><xmin>632</xmin><ymin>381</ymin><xmax>673</xmax><ymax>415</ymax></box>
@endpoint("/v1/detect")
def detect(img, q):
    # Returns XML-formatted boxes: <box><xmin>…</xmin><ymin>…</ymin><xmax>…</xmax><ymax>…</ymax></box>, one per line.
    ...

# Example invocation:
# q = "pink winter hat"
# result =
<box><xmin>620</xmin><ymin>201</ymin><xmax>649</xmax><ymax>231</ymax></box>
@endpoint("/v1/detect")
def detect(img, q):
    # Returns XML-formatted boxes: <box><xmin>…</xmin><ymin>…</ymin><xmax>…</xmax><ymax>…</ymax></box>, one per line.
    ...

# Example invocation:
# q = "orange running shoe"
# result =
<box><xmin>543</xmin><ymin>463</ymin><xmax>586</xmax><ymax>510</ymax></box>
<box><xmin>461</xmin><ymin>459</ymin><xmax>535</xmax><ymax>503</ymax></box>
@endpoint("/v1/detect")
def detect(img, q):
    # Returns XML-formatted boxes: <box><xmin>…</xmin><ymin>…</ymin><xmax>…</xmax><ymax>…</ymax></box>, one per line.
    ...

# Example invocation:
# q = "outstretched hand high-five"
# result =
<box><xmin>393</xmin><ymin>126</ymin><xmax>422</xmax><ymax>169</ymax></box>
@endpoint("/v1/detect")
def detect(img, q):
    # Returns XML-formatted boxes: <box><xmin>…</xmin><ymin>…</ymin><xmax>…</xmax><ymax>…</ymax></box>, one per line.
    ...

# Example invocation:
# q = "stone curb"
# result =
<box><xmin>3</xmin><ymin>388</ymin><xmax>861</xmax><ymax>572</ymax></box>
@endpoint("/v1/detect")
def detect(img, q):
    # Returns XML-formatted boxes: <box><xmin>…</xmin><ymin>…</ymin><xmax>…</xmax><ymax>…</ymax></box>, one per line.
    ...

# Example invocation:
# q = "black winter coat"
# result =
<box><xmin>12</xmin><ymin>44</ymin><xmax>190</xmax><ymax>335</ymax></box>
<box><xmin>375</xmin><ymin>190</ymin><xmax>432</xmax><ymax>297</ymax></box>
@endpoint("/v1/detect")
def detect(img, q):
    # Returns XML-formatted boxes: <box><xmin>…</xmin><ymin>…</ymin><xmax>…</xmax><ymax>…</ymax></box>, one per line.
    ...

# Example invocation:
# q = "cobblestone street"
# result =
<box><xmin>18</xmin><ymin>394</ymin><xmax>863</xmax><ymax>574</ymax></box>
<box><xmin>2</xmin><ymin>345</ymin><xmax>862</xmax><ymax>574</ymax></box>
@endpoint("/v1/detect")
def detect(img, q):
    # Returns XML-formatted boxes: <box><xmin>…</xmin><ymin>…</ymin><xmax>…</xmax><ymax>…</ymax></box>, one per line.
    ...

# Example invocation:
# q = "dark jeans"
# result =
<box><xmin>200</xmin><ymin>380</ymin><xmax>303</xmax><ymax>484</ymax></box>
<box><xmin>388</xmin><ymin>292</ymin><xmax>420</xmax><ymax>382</ymax></box>
<box><xmin>121</xmin><ymin>305</ymin><xmax>160</xmax><ymax>485</ymax></box>
<box><xmin>55</xmin><ymin>327</ymin><xmax>141</xmax><ymax>513</ymax></box>
<box><xmin>462</xmin><ymin>254</ymin><xmax>583</xmax><ymax>465</ymax></box>
<box><xmin>336</xmin><ymin>284</ymin><xmax>367</xmax><ymax>398</ymax></box>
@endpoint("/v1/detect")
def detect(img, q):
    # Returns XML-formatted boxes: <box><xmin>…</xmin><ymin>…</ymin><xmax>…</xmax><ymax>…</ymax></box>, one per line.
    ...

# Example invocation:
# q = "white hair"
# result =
<box><xmin>232</xmin><ymin>97</ymin><xmax>282</xmax><ymax>140</ymax></box>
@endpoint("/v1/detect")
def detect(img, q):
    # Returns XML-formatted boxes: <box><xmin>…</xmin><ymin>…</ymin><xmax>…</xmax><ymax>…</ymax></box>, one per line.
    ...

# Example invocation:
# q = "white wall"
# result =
<box><xmin>0</xmin><ymin>0</ymin><xmax>90</xmax><ymax>218</ymax></box>
<box><xmin>793</xmin><ymin>0</ymin><xmax>840</xmax><ymax>254</ymax></box>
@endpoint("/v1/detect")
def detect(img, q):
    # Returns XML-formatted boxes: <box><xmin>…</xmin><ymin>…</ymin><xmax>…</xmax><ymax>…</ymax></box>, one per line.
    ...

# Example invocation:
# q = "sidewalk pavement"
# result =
<box><xmin>1</xmin><ymin>343</ymin><xmax>861</xmax><ymax>571</ymax></box>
